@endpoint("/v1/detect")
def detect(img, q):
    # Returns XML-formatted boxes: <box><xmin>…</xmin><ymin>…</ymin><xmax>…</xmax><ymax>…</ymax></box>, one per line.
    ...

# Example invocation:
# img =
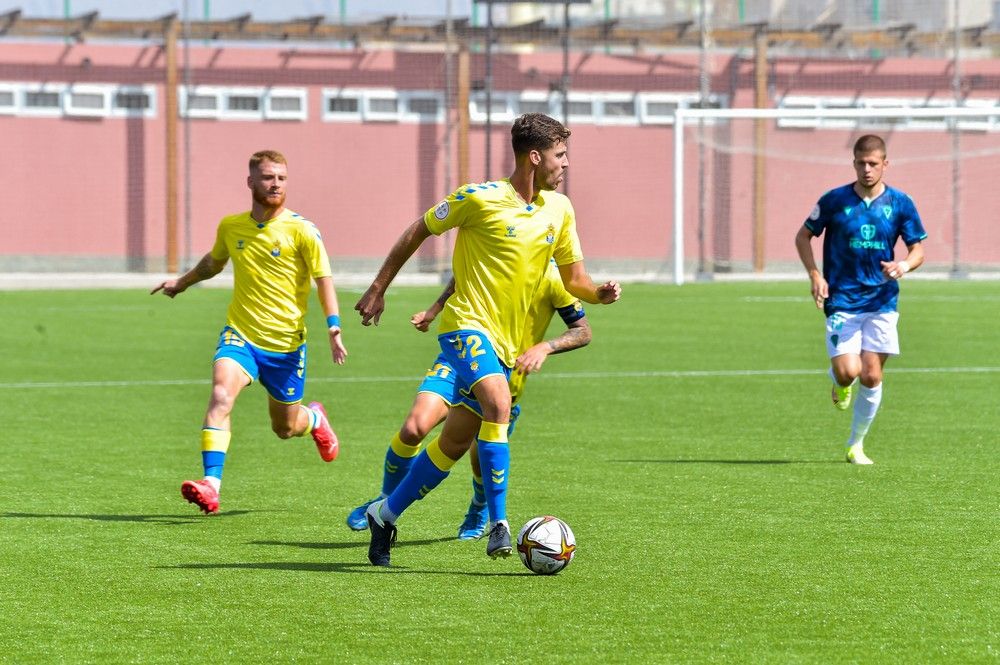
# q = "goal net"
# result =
<box><xmin>671</xmin><ymin>105</ymin><xmax>1000</xmax><ymax>284</ymax></box>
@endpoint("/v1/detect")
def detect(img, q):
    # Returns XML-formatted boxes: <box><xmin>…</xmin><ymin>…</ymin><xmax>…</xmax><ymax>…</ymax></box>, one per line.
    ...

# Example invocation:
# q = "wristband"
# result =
<box><xmin>897</xmin><ymin>260</ymin><xmax>911</xmax><ymax>274</ymax></box>
<box><xmin>326</xmin><ymin>314</ymin><xmax>341</xmax><ymax>328</ymax></box>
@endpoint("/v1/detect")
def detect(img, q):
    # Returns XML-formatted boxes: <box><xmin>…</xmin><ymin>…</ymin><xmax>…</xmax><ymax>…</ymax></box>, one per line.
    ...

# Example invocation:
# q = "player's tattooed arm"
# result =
<box><xmin>545</xmin><ymin>318</ymin><xmax>592</xmax><ymax>355</ymax></box>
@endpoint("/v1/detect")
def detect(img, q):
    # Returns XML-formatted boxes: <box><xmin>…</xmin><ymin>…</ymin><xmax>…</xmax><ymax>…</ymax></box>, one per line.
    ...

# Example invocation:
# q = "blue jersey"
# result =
<box><xmin>805</xmin><ymin>183</ymin><xmax>926</xmax><ymax>316</ymax></box>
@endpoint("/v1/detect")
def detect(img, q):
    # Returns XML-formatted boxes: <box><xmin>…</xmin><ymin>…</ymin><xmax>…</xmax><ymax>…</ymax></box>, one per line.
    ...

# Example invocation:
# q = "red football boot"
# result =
<box><xmin>181</xmin><ymin>479</ymin><xmax>220</xmax><ymax>514</ymax></box>
<box><xmin>308</xmin><ymin>401</ymin><xmax>339</xmax><ymax>462</ymax></box>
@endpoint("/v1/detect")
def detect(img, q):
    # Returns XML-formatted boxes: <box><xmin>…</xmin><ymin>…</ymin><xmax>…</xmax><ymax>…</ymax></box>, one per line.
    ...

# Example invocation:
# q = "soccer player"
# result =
<box><xmin>152</xmin><ymin>150</ymin><xmax>347</xmax><ymax>513</ymax></box>
<box><xmin>794</xmin><ymin>134</ymin><xmax>926</xmax><ymax>465</ymax></box>
<box><xmin>354</xmin><ymin>113</ymin><xmax>620</xmax><ymax>566</ymax></box>
<box><xmin>346</xmin><ymin>262</ymin><xmax>591</xmax><ymax>540</ymax></box>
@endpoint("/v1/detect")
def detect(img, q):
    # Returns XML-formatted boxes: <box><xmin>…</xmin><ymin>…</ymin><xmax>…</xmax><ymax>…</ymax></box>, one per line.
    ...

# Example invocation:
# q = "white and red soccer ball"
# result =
<box><xmin>516</xmin><ymin>516</ymin><xmax>576</xmax><ymax>575</ymax></box>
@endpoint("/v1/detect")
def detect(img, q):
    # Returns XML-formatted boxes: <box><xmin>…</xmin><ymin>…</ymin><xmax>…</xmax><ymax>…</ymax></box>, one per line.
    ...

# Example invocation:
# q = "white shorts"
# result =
<box><xmin>825</xmin><ymin>311</ymin><xmax>900</xmax><ymax>358</ymax></box>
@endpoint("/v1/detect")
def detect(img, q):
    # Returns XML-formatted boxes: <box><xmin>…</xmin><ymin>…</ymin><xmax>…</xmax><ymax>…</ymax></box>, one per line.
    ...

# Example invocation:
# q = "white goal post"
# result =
<box><xmin>671</xmin><ymin>105</ymin><xmax>1000</xmax><ymax>285</ymax></box>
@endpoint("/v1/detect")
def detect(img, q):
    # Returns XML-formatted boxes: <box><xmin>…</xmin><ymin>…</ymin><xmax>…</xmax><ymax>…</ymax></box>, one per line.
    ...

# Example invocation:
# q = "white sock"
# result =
<box><xmin>377</xmin><ymin>501</ymin><xmax>399</xmax><ymax>525</ymax></box>
<box><xmin>848</xmin><ymin>383</ymin><xmax>883</xmax><ymax>446</ymax></box>
<box><xmin>301</xmin><ymin>404</ymin><xmax>319</xmax><ymax>432</ymax></box>
<box><xmin>203</xmin><ymin>476</ymin><xmax>221</xmax><ymax>491</ymax></box>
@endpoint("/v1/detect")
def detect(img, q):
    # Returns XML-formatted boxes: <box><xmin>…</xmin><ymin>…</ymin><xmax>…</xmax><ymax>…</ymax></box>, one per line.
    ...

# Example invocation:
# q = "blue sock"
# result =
<box><xmin>381</xmin><ymin>432</ymin><xmax>422</xmax><ymax>496</ymax></box>
<box><xmin>471</xmin><ymin>475</ymin><xmax>486</xmax><ymax>507</ymax></box>
<box><xmin>477</xmin><ymin>421</ymin><xmax>510</xmax><ymax>524</ymax></box>
<box><xmin>201</xmin><ymin>450</ymin><xmax>226</xmax><ymax>481</ymax></box>
<box><xmin>385</xmin><ymin>439</ymin><xmax>455</xmax><ymax>521</ymax></box>
<box><xmin>200</xmin><ymin>428</ymin><xmax>230</xmax><ymax>481</ymax></box>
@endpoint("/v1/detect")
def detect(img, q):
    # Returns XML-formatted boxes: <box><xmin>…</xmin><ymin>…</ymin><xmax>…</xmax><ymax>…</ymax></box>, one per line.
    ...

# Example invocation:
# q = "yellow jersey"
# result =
<box><xmin>424</xmin><ymin>179</ymin><xmax>583</xmax><ymax>368</ymax></box>
<box><xmin>210</xmin><ymin>208</ymin><xmax>332</xmax><ymax>352</ymax></box>
<box><xmin>509</xmin><ymin>262</ymin><xmax>583</xmax><ymax>401</ymax></box>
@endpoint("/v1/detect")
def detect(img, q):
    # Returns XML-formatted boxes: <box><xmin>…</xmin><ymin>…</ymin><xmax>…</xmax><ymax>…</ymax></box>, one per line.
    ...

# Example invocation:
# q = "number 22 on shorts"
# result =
<box><xmin>450</xmin><ymin>333</ymin><xmax>485</xmax><ymax>360</ymax></box>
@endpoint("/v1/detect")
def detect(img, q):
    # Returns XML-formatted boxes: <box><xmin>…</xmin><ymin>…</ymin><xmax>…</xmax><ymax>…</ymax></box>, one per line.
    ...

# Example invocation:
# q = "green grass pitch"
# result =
<box><xmin>1</xmin><ymin>280</ymin><xmax>997</xmax><ymax>663</ymax></box>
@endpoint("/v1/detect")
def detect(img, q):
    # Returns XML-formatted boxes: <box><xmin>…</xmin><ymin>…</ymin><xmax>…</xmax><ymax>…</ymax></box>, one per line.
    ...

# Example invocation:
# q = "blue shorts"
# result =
<box><xmin>213</xmin><ymin>326</ymin><xmax>306</xmax><ymax>404</ymax></box>
<box><xmin>435</xmin><ymin>330</ymin><xmax>512</xmax><ymax>420</ymax></box>
<box><xmin>417</xmin><ymin>352</ymin><xmax>463</xmax><ymax>406</ymax></box>
<box><xmin>418</xmin><ymin>352</ymin><xmax>524</xmax><ymax>433</ymax></box>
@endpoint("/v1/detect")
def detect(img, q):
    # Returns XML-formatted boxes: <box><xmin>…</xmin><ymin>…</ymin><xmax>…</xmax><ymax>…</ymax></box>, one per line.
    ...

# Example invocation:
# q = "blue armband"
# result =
<box><xmin>326</xmin><ymin>314</ymin><xmax>341</xmax><ymax>328</ymax></box>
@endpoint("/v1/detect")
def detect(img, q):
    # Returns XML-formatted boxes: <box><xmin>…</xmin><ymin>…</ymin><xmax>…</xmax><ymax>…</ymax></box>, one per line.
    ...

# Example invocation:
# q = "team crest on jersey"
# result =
<box><xmin>505</xmin><ymin>225</ymin><xmax>516</xmax><ymax>238</ymax></box>
<box><xmin>434</xmin><ymin>201</ymin><xmax>450</xmax><ymax>220</ymax></box>
<box><xmin>843</xmin><ymin>207</ymin><xmax>852</xmax><ymax>216</ymax></box>
<box><xmin>236</xmin><ymin>240</ymin><xmax>245</xmax><ymax>250</ymax></box>
<box><xmin>470</xmin><ymin>361</ymin><xmax>479</xmax><ymax>372</ymax></box>
<box><xmin>545</xmin><ymin>224</ymin><xmax>555</xmax><ymax>244</ymax></box>
<box><xmin>271</xmin><ymin>242</ymin><xmax>282</xmax><ymax>257</ymax></box>
<box><xmin>882</xmin><ymin>206</ymin><xmax>892</xmax><ymax>219</ymax></box>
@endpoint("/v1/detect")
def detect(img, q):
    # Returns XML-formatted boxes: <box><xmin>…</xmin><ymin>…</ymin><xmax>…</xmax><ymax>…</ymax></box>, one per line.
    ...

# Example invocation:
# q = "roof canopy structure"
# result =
<box><xmin>0</xmin><ymin>9</ymin><xmax>997</xmax><ymax>54</ymax></box>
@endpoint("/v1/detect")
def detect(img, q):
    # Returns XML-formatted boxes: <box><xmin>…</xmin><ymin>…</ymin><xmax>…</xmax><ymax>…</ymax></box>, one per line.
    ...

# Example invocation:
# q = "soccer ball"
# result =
<box><xmin>516</xmin><ymin>516</ymin><xmax>576</xmax><ymax>575</ymax></box>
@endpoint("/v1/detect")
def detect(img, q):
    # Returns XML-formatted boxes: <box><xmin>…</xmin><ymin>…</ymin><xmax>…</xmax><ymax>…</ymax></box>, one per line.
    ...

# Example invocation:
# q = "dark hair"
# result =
<box><xmin>249</xmin><ymin>149</ymin><xmax>287</xmax><ymax>172</ymax></box>
<box><xmin>510</xmin><ymin>113</ymin><xmax>571</xmax><ymax>156</ymax></box>
<box><xmin>853</xmin><ymin>135</ymin><xmax>886</xmax><ymax>157</ymax></box>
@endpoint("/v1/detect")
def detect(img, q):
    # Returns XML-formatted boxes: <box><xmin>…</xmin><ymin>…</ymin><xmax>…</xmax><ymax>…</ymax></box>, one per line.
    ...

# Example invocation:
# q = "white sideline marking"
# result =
<box><xmin>2</xmin><ymin>366</ymin><xmax>998</xmax><ymax>390</ymax></box>
<box><xmin>740</xmin><ymin>295</ymin><xmax>1000</xmax><ymax>303</ymax></box>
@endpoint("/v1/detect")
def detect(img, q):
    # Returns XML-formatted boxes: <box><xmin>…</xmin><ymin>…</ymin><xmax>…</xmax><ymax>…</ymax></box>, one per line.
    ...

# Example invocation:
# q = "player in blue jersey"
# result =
<box><xmin>346</xmin><ymin>263</ymin><xmax>591</xmax><ymax>540</ymax></box>
<box><xmin>794</xmin><ymin>134</ymin><xmax>926</xmax><ymax>465</ymax></box>
<box><xmin>152</xmin><ymin>150</ymin><xmax>348</xmax><ymax>513</ymax></box>
<box><xmin>355</xmin><ymin>113</ymin><xmax>620</xmax><ymax>565</ymax></box>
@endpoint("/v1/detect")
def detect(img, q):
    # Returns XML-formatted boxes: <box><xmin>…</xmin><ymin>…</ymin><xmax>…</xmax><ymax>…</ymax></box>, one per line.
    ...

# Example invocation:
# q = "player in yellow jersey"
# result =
<box><xmin>345</xmin><ymin>262</ymin><xmax>591</xmax><ymax>539</ymax></box>
<box><xmin>152</xmin><ymin>150</ymin><xmax>347</xmax><ymax>514</ymax></box>
<box><xmin>355</xmin><ymin>113</ymin><xmax>620</xmax><ymax>566</ymax></box>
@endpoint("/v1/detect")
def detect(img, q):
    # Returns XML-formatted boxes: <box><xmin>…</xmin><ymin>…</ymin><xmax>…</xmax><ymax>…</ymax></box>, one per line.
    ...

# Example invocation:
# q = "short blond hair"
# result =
<box><xmin>249</xmin><ymin>150</ymin><xmax>287</xmax><ymax>172</ymax></box>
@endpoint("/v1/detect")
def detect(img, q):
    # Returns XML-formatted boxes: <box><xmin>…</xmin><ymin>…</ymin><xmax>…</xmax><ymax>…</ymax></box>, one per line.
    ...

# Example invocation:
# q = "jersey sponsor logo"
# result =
<box><xmin>434</xmin><ymin>200</ymin><xmax>450</xmax><ymax>220</ymax></box>
<box><xmin>236</xmin><ymin>240</ymin><xmax>245</xmax><ymax>250</ymax></box>
<box><xmin>545</xmin><ymin>223</ymin><xmax>555</xmax><ymax>244</ymax></box>
<box><xmin>850</xmin><ymin>224</ymin><xmax>887</xmax><ymax>250</ymax></box>
<box><xmin>505</xmin><ymin>224</ymin><xmax>516</xmax><ymax>238</ymax></box>
<box><xmin>809</xmin><ymin>204</ymin><xmax>820</xmax><ymax>221</ymax></box>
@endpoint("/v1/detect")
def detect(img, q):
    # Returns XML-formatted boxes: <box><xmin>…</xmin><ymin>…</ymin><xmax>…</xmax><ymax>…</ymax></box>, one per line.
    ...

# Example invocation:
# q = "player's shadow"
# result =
<box><xmin>161</xmin><ymin>560</ymin><xmax>528</xmax><ymax>577</ymax></box>
<box><xmin>613</xmin><ymin>459</ymin><xmax>841</xmax><ymax>465</ymax></box>
<box><xmin>1</xmin><ymin>510</ymin><xmax>253</xmax><ymax>526</ymax></box>
<box><xmin>249</xmin><ymin>535</ymin><xmax>454</xmax><ymax>551</ymax></box>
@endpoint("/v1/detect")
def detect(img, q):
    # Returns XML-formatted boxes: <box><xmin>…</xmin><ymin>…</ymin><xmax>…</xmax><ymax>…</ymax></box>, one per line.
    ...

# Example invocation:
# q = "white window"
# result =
<box><xmin>112</xmin><ymin>85</ymin><xmax>156</xmax><ymax>118</ymax></box>
<box><xmin>0</xmin><ymin>83</ymin><xmax>17</xmax><ymax>114</ymax></box>
<box><xmin>565</xmin><ymin>93</ymin><xmax>596</xmax><ymax>124</ymax></box>
<box><xmin>64</xmin><ymin>84</ymin><xmax>110</xmax><ymax>117</ymax></box>
<box><xmin>264</xmin><ymin>88</ymin><xmax>307</xmax><ymax>121</ymax></box>
<box><xmin>322</xmin><ymin>88</ymin><xmax>363</xmax><ymax>122</ymax></box>
<box><xmin>399</xmin><ymin>91</ymin><xmax>444</xmax><ymax>123</ymax></box>
<box><xmin>21</xmin><ymin>83</ymin><xmax>65</xmax><ymax>117</ymax></box>
<box><xmin>363</xmin><ymin>89</ymin><xmax>400</xmax><ymax>122</ymax></box>
<box><xmin>222</xmin><ymin>87</ymin><xmax>265</xmax><ymax>120</ymax></box>
<box><xmin>859</xmin><ymin>97</ymin><xmax>910</xmax><ymax>129</ymax></box>
<box><xmin>776</xmin><ymin>95</ymin><xmax>823</xmax><ymax>128</ymax></box>
<box><xmin>180</xmin><ymin>86</ymin><xmax>223</xmax><ymax>119</ymax></box>
<box><xmin>597</xmin><ymin>93</ymin><xmax>638</xmax><ymax>126</ymax></box>
<box><xmin>955</xmin><ymin>98</ymin><xmax>998</xmax><ymax>132</ymax></box>
<box><xmin>638</xmin><ymin>93</ymin><xmax>682</xmax><ymax>125</ymax></box>
<box><xmin>518</xmin><ymin>90</ymin><xmax>556</xmax><ymax>116</ymax></box>
<box><xmin>469</xmin><ymin>92</ymin><xmax>515</xmax><ymax>124</ymax></box>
